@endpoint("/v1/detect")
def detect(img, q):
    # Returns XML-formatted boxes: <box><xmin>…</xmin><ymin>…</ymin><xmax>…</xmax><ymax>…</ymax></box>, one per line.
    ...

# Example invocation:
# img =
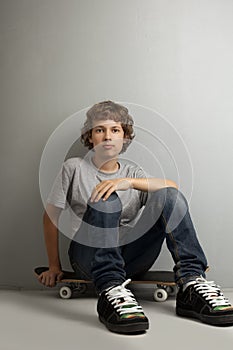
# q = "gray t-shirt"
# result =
<box><xmin>47</xmin><ymin>153</ymin><xmax>151</xmax><ymax>235</ymax></box>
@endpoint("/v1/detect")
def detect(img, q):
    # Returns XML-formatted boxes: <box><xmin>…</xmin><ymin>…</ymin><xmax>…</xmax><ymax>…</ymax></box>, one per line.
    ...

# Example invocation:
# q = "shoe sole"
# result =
<box><xmin>99</xmin><ymin>316</ymin><xmax>149</xmax><ymax>334</ymax></box>
<box><xmin>176</xmin><ymin>307</ymin><xmax>233</xmax><ymax>326</ymax></box>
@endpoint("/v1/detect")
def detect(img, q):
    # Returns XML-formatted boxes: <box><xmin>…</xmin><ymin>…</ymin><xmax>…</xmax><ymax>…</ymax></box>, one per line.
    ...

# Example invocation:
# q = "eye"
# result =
<box><xmin>95</xmin><ymin>128</ymin><xmax>104</xmax><ymax>133</ymax></box>
<box><xmin>112</xmin><ymin>128</ymin><xmax>120</xmax><ymax>133</ymax></box>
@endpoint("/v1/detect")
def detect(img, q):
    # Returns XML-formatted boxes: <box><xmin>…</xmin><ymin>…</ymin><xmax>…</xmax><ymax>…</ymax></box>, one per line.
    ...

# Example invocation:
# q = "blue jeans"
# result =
<box><xmin>68</xmin><ymin>187</ymin><xmax>208</xmax><ymax>293</ymax></box>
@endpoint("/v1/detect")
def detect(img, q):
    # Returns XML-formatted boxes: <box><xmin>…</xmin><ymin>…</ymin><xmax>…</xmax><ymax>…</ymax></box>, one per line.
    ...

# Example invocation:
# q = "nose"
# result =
<box><xmin>104</xmin><ymin>129</ymin><xmax>111</xmax><ymax>140</ymax></box>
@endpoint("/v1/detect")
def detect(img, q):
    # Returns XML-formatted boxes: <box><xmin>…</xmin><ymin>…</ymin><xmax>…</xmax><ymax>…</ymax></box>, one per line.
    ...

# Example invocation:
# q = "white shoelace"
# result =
<box><xmin>193</xmin><ymin>277</ymin><xmax>231</xmax><ymax>308</ymax></box>
<box><xmin>105</xmin><ymin>279</ymin><xmax>144</xmax><ymax>316</ymax></box>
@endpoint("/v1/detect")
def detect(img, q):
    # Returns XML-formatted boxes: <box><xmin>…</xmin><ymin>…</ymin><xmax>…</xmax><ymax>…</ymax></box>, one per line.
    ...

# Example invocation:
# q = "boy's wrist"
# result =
<box><xmin>128</xmin><ymin>178</ymin><xmax>135</xmax><ymax>189</ymax></box>
<box><xmin>49</xmin><ymin>262</ymin><xmax>61</xmax><ymax>270</ymax></box>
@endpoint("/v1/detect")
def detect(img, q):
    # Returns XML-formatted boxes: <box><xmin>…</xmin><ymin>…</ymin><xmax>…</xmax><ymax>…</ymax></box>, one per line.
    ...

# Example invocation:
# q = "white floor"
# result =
<box><xmin>1</xmin><ymin>287</ymin><xmax>233</xmax><ymax>350</ymax></box>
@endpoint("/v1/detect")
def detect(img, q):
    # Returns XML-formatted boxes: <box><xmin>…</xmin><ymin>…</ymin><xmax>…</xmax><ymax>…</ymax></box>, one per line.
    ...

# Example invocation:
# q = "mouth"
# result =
<box><xmin>102</xmin><ymin>144</ymin><xmax>114</xmax><ymax>150</ymax></box>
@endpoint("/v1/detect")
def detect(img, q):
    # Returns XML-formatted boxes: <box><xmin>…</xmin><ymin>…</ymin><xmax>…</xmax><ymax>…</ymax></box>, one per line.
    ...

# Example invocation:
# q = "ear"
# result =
<box><xmin>88</xmin><ymin>130</ymin><xmax>93</xmax><ymax>144</ymax></box>
<box><xmin>123</xmin><ymin>135</ymin><xmax>129</xmax><ymax>144</ymax></box>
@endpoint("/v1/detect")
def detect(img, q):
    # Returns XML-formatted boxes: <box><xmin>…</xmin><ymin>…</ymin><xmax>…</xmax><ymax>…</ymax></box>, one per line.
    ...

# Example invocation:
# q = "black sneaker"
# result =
<box><xmin>176</xmin><ymin>277</ymin><xmax>233</xmax><ymax>326</ymax></box>
<box><xmin>97</xmin><ymin>279</ymin><xmax>149</xmax><ymax>334</ymax></box>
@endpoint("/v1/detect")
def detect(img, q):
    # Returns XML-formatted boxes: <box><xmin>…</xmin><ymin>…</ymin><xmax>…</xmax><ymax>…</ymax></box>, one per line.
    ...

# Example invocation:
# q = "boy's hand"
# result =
<box><xmin>37</xmin><ymin>268</ymin><xmax>64</xmax><ymax>288</ymax></box>
<box><xmin>91</xmin><ymin>178</ymin><xmax>133</xmax><ymax>202</ymax></box>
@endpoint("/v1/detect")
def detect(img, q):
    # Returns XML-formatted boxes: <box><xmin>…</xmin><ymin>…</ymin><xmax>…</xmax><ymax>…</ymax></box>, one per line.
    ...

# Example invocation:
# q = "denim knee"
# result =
<box><xmin>72</xmin><ymin>192</ymin><xmax>123</xmax><ymax>248</ymax></box>
<box><xmin>87</xmin><ymin>192</ymin><xmax>122</xmax><ymax>215</ymax></box>
<box><xmin>157</xmin><ymin>187</ymin><xmax>188</xmax><ymax>211</ymax></box>
<box><xmin>81</xmin><ymin>192</ymin><xmax>122</xmax><ymax>231</ymax></box>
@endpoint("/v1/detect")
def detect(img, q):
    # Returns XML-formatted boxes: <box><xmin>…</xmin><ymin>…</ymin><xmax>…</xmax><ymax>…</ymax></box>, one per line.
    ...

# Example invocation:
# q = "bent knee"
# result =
<box><xmin>164</xmin><ymin>187</ymin><xmax>188</xmax><ymax>209</ymax></box>
<box><xmin>88</xmin><ymin>192</ymin><xmax>122</xmax><ymax>213</ymax></box>
<box><xmin>152</xmin><ymin>187</ymin><xmax>188</xmax><ymax>208</ymax></box>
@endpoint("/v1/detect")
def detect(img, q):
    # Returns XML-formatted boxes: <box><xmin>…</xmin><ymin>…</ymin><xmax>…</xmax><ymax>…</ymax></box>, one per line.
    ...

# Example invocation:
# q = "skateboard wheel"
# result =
<box><xmin>153</xmin><ymin>288</ymin><xmax>168</xmax><ymax>302</ymax></box>
<box><xmin>59</xmin><ymin>286</ymin><xmax>72</xmax><ymax>299</ymax></box>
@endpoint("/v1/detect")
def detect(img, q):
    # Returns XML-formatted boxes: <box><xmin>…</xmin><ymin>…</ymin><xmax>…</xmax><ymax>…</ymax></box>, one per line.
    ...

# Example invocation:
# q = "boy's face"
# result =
<box><xmin>89</xmin><ymin>119</ymin><xmax>125</xmax><ymax>159</ymax></box>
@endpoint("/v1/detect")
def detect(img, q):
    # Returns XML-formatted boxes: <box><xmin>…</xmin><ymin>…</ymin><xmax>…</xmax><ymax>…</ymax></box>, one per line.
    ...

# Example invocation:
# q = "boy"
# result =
<box><xmin>38</xmin><ymin>101</ymin><xmax>233</xmax><ymax>334</ymax></box>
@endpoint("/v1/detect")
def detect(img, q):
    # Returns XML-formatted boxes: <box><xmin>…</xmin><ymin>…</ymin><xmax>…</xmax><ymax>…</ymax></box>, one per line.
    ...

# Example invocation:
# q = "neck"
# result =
<box><xmin>92</xmin><ymin>155</ymin><xmax>119</xmax><ymax>173</ymax></box>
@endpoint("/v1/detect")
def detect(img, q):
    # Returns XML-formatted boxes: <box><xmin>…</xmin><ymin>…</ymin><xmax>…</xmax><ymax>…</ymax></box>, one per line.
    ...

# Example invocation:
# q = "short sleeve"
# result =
<box><xmin>132</xmin><ymin>166</ymin><xmax>153</xmax><ymax>179</ymax></box>
<box><xmin>46</xmin><ymin>159</ymin><xmax>76</xmax><ymax>209</ymax></box>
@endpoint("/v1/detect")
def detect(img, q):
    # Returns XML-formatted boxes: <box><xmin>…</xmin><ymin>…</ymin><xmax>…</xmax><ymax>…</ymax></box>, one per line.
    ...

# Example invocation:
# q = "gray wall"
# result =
<box><xmin>1</xmin><ymin>0</ymin><xmax>233</xmax><ymax>289</ymax></box>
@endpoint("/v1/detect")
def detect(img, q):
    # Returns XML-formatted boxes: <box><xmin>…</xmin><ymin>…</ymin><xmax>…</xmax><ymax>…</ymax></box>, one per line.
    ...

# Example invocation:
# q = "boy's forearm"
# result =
<box><xmin>130</xmin><ymin>178</ymin><xmax>178</xmax><ymax>192</ymax></box>
<box><xmin>43</xmin><ymin>213</ymin><xmax>61</xmax><ymax>269</ymax></box>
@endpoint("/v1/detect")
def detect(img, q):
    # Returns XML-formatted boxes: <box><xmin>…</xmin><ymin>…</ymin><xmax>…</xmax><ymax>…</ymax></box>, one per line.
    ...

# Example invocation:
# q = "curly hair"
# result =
<box><xmin>81</xmin><ymin>101</ymin><xmax>135</xmax><ymax>153</ymax></box>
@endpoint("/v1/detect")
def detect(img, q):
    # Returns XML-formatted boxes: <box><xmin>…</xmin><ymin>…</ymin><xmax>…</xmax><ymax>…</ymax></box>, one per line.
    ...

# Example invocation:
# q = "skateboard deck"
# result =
<box><xmin>34</xmin><ymin>266</ymin><xmax>176</xmax><ymax>301</ymax></box>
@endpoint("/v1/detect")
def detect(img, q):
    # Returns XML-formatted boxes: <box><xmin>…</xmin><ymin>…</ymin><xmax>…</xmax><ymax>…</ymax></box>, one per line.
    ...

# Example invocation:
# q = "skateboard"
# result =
<box><xmin>34</xmin><ymin>266</ymin><xmax>177</xmax><ymax>302</ymax></box>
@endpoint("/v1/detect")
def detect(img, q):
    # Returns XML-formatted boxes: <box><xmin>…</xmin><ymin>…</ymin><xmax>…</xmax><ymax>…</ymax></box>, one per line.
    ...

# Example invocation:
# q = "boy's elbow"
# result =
<box><xmin>43</xmin><ymin>210</ymin><xmax>50</xmax><ymax>225</ymax></box>
<box><xmin>43</xmin><ymin>204</ymin><xmax>62</xmax><ymax>226</ymax></box>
